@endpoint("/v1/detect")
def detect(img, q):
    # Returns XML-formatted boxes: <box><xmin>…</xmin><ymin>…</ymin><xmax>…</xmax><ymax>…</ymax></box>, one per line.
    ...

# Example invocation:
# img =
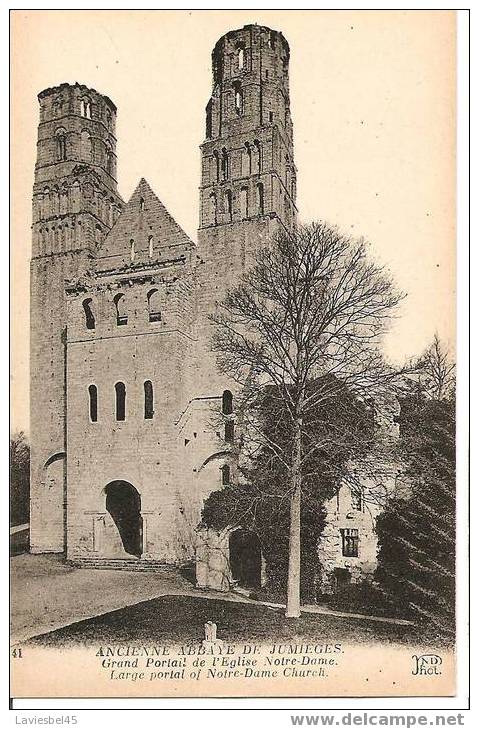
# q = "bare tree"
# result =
<box><xmin>210</xmin><ymin>222</ymin><xmax>408</xmax><ymax>617</ymax></box>
<box><xmin>415</xmin><ymin>333</ymin><xmax>455</xmax><ymax>401</ymax></box>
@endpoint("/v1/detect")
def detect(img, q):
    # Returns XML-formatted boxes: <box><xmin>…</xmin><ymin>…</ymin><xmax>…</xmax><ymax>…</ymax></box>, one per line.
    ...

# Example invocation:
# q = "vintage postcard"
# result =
<box><xmin>10</xmin><ymin>9</ymin><xmax>460</xmax><ymax>700</ymax></box>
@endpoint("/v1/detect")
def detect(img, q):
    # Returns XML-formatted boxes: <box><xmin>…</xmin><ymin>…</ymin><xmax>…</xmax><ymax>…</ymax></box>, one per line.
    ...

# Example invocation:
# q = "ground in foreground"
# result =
<box><xmin>28</xmin><ymin>594</ymin><xmax>427</xmax><ymax>648</ymax></box>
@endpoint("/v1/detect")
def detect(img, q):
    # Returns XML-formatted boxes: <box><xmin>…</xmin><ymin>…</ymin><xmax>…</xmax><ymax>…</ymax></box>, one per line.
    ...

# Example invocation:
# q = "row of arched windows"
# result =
<box><xmin>53</xmin><ymin>128</ymin><xmax>114</xmax><ymax>174</ymax></box>
<box><xmin>88</xmin><ymin>381</ymin><xmax>154</xmax><ymax>422</ymax></box>
<box><xmin>211</xmin><ymin>141</ymin><xmax>262</xmax><ymax>184</ymax></box>
<box><xmin>47</xmin><ymin>95</ymin><xmax>113</xmax><ymax>129</ymax></box>
<box><xmin>128</xmin><ymin>235</ymin><xmax>156</xmax><ymax>262</ymax></box>
<box><xmin>82</xmin><ymin>289</ymin><xmax>162</xmax><ymax>330</ymax></box>
<box><xmin>208</xmin><ymin>182</ymin><xmax>264</xmax><ymax>224</ymax></box>
<box><xmin>35</xmin><ymin>181</ymin><xmax>121</xmax><ymax>225</ymax></box>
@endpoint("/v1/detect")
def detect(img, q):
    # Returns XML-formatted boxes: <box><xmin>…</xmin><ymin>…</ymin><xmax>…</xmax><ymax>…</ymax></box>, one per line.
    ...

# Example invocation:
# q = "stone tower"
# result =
<box><xmin>30</xmin><ymin>83</ymin><xmax>123</xmax><ymax>553</ymax></box>
<box><xmin>195</xmin><ymin>24</ymin><xmax>297</xmax><ymax>394</ymax></box>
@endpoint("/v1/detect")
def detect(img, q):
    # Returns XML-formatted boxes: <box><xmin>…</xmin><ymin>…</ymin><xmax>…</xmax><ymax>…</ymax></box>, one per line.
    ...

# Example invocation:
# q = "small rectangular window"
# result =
<box><xmin>341</xmin><ymin>528</ymin><xmax>359</xmax><ymax>558</ymax></box>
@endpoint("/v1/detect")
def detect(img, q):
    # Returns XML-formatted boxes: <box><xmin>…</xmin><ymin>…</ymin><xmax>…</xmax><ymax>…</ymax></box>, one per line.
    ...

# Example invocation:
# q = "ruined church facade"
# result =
<box><xmin>29</xmin><ymin>24</ymin><xmax>383</xmax><ymax>593</ymax></box>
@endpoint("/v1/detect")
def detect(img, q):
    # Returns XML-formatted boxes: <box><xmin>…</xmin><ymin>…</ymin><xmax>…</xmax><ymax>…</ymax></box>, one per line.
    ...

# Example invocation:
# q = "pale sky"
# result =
<box><xmin>11</xmin><ymin>10</ymin><xmax>456</xmax><ymax>433</ymax></box>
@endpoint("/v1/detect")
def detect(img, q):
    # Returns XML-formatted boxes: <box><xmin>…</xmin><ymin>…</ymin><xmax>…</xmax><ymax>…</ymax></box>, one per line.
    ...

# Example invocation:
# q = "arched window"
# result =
<box><xmin>206</xmin><ymin>100</ymin><xmax>213</xmax><ymax>139</ymax></box>
<box><xmin>144</xmin><ymin>380</ymin><xmax>154</xmax><ymax>419</ymax></box>
<box><xmin>225</xmin><ymin>421</ymin><xmax>234</xmax><ymax>443</ymax></box>
<box><xmin>88</xmin><ymin>384</ymin><xmax>98</xmax><ymax>423</ymax></box>
<box><xmin>225</xmin><ymin>190</ymin><xmax>233</xmax><ymax>222</ymax></box>
<box><xmin>115</xmin><ymin>382</ymin><xmax>126</xmax><ymax>421</ymax></box>
<box><xmin>82</xmin><ymin>298</ymin><xmax>95</xmax><ymax>330</ymax></box>
<box><xmin>213</xmin><ymin>150</ymin><xmax>220</xmax><ymax>182</ymax></box>
<box><xmin>139</xmin><ymin>197</ymin><xmax>145</xmax><ymax>212</ymax></box>
<box><xmin>238</xmin><ymin>45</ymin><xmax>245</xmax><ymax>71</ymax></box>
<box><xmin>257</xmin><ymin>182</ymin><xmax>264</xmax><ymax>215</ymax></box>
<box><xmin>233</xmin><ymin>81</ymin><xmax>244</xmax><ymax>115</ymax></box>
<box><xmin>59</xmin><ymin>183</ymin><xmax>69</xmax><ymax>214</ymax></box>
<box><xmin>209</xmin><ymin>193</ymin><xmax>217</xmax><ymax>225</ymax></box>
<box><xmin>254</xmin><ymin>139</ymin><xmax>262</xmax><ymax>172</ymax></box>
<box><xmin>105</xmin><ymin>142</ymin><xmax>114</xmax><ymax>176</ymax></box>
<box><xmin>81</xmin><ymin>98</ymin><xmax>91</xmax><ymax>119</ymax></box>
<box><xmin>55</xmin><ymin>128</ymin><xmax>67</xmax><ymax>161</ymax></box>
<box><xmin>113</xmin><ymin>292</ymin><xmax>128</xmax><ymax>326</ymax></box>
<box><xmin>240</xmin><ymin>187</ymin><xmax>249</xmax><ymax>219</ymax></box>
<box><xmin>80</xmin><ymin>129</ymin><xmax>92</xmax><ymax>161</ymax></box>
<box><xmin>40</xmin><ymin>187</ymin><xmax>50</xmax><ymax>218</ymax></box>
<box><xmin>71</xmin><ymin>181</ymin><xmax>80</xmax><ymax>213</ymax></box>
<box><xmin>222</xmin><ymin>389</ymin><xmax>233</xmax><ymax>415</ymax></box>
<box><xmin>130</xmin><ymin>238</ymin><xmax>135</xmax><ymax>262</ymax></box>
<box><xmin>52</xmin><ymin>99</ymin><xmax>62</xmax><ymax>117</ymax></box>
<box><xmin>148</xmin><ymin>235</ymin><xmax>154</xmax><ymax>258</ymax></box>
<box><xmin>221</xmin><ymin>464</ymin><xmax>231</xmax><ymax>485</ymax></box>
<box><xmin>147</xmin><ymin>288</ymin><xmax>162</xmax><ymax>323</ymax></box>
<box><xmin>243</xmin><ymin>142</ymin><xmax>252</xmax><ymax>176</ymax></box>
<box><xmin>221</xmin><ymin>148</ymin><xmax>229</xmax><ymax>180</ymax></box>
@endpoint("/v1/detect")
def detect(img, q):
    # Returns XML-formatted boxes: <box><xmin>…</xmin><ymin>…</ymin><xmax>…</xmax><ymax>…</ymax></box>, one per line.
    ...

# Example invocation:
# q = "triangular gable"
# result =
<box><xmin>96</xmin><ymin>178</ymin><xmax>194</xmax><ymax>267</ymax></box>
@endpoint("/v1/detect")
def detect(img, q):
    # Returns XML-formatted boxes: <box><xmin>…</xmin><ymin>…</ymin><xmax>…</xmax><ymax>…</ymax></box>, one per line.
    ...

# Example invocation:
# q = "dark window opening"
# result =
<box><xmin>225</xmin><ymin>421</ymin><xmax>234</xmax><ymax>443</ymax></box>
<box><xmin>56</xmin><ymin>132</ymin><xmax>67</xmax><ymax>161</ymax></box>
<box><xmin>88</xmin><ymin>384</ymin><xmax>98</xmax><ymax>422</ymax></box>
<box><xmin>222</xmin><ymin>389</ymin><xmax>233</xmax><ymax>415</ymax></box>
<box><xmin>269</xmin><ymin>111</ymin><xmax>274</xmax><ymax>123</ymax></box>
<box><xmin>144</xmin><ymin>380</ymin><xmax>154</xmax><ymax>419</ymax></box>
<box><xmin>115</xmin><ymin>382</ymin><xmax>126</xmax><ymax>422</ymax></box>
<box><xmin>221</xmin><ymin>464</ymin><xmax>231</xmax><ymax>485</ymax></box>
<box><xmin>341</xmin><ymin>528</ymin><xmax>359</xmax><ymax>558</ymax></box>
<box><xmin>147</xmin><ymin>288</ymin><xmax>162</xmax><ymax>323</ymax></box>
<box><xmin>209</xmin><ymin>193</ymin><xmax>217</xmax><ymax>225</ymax></box>
<box><xmin>114</xmin><ymin>292</ymin><xmax>128</xmax><ymax>326</ymax></box>
<box><xmin>82</xmin><ymin>298</ymin><xmax>95</xmax><ymax>330</ymax></box>
<box><xmin>221</xmin><ymin>148</ymin><xmax>229</xmax><ymax>180</ymax></box>
<box><xmin>240</xmin><ymin>187</ymin><xmax>249</xmax><ymax>219</ymax></box>
<box><xmin>225</xmin><ymin>190</ymin><xmax>233</xmax><ymax>221</ymax></box>
<box><xmin>213</xmin><ymin>150</ymin><xmax>220</xmax><ymax>181</ymax></box>
<box><xmin>254</xmin><ymin>139</ymin><xmax>262</xmax><ymax>172</ymax></box>
<box><xmin>257</xmin><ymin>182</ymin><xmax>264</xmax><ymax>215</ymax></box>
<box><xmin>206</xmin><ymin>100</ymin><xmax>213</xmax><ymax>139</ymax></box>
<box><xmin>139</xmin><ymin>197</ymin><xmax>145</xmax><ymax>212</ymax></box>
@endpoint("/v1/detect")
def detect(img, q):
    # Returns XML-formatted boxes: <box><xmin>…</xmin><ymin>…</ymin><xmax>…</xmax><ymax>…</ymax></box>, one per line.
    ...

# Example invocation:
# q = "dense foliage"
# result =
<box><xmin>375</xmin><ymin>396</ymin><xmax>455</xmax><ymax>636</ymax></box>
<box><xmin>10</xmin><ymin>431</ymin><xmax>30</xmax><ymax>527</ymax></box>
<box><xmin>202</xmin><ymin>378</ymin><xmax>375</xmax><ymax>600</ymax></box>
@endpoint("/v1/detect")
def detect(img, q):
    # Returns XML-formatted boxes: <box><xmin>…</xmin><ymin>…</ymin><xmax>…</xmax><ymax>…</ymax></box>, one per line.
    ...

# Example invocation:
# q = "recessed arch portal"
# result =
<box><xmin>229</xmin><ymin>529</ymin><xmax>262</xmax><ymax>589</ymax></box>
<box><xmin>104</xmin><ymin>480</ymin><xmax>142</xmax><ymax>557</ymax></box>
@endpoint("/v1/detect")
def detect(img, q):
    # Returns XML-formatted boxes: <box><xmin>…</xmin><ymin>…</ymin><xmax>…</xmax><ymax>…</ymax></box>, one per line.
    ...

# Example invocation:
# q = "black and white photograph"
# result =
<box><xmin>9</xmin><ymin>8</ymin><xmax>465</xmax><ymax>705</ymax></box>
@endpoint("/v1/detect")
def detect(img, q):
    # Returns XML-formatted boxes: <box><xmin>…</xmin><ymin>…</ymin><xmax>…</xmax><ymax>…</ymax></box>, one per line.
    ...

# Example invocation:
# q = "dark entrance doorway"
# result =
<box><xmin>229</xmin><ymin>529</ymin><xmax>262</xmax><ymax>589</ymax></box>
<box><xmin>333</xmin><ymin>567</ymin><xmax>351</xmax><ymax>594</ymax></box>
<box><xmin>105</xmin><ymin>481</ymin><xmax>143</xmax><ymax>557</ymax></box>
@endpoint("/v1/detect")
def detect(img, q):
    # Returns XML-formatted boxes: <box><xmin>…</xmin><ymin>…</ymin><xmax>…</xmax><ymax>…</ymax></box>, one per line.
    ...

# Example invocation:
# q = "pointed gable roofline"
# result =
<box><xmin>96</xmin><ymin>178</ymin><xmax>194</xmax><ymax>266</ymax></box>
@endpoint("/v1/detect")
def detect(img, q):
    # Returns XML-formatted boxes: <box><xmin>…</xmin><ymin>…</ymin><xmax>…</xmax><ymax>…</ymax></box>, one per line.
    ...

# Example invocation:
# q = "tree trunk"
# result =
<box><xmin>286</xmin><ymin>414</ymin><xmax>302</xmax><ymax>618</ymax></box>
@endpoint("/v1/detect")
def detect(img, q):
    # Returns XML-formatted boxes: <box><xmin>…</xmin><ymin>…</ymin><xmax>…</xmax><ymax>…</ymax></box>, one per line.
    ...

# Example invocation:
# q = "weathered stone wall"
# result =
<box><xmin>30</xmin><ymin>83</ymin><xmax>122</xmax><ymax>554</ymax></box>
<box><xmin>65</xmin><ymin>261</ymin><xmax>197</xmax><ymax>563</ymax></box>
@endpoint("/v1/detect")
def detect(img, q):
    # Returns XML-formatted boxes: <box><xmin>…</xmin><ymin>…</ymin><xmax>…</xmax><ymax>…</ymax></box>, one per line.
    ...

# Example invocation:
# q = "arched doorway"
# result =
<box><xmin>229</xmin><ymin>529</ymin><xmax>262</xmax><ymax>589</ymax></box>
<box><xmin>105</xmin><ymin>481</ymin><xmax>142</xmax><ymax>558</ymax></box>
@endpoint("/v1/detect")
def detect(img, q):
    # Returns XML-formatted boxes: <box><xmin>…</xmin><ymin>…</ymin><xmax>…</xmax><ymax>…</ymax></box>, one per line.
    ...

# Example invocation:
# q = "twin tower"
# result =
<box><xmin>29</xmin><ymin>25</ymin><xmax>297</xmax><ymax>561</ymax></box>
